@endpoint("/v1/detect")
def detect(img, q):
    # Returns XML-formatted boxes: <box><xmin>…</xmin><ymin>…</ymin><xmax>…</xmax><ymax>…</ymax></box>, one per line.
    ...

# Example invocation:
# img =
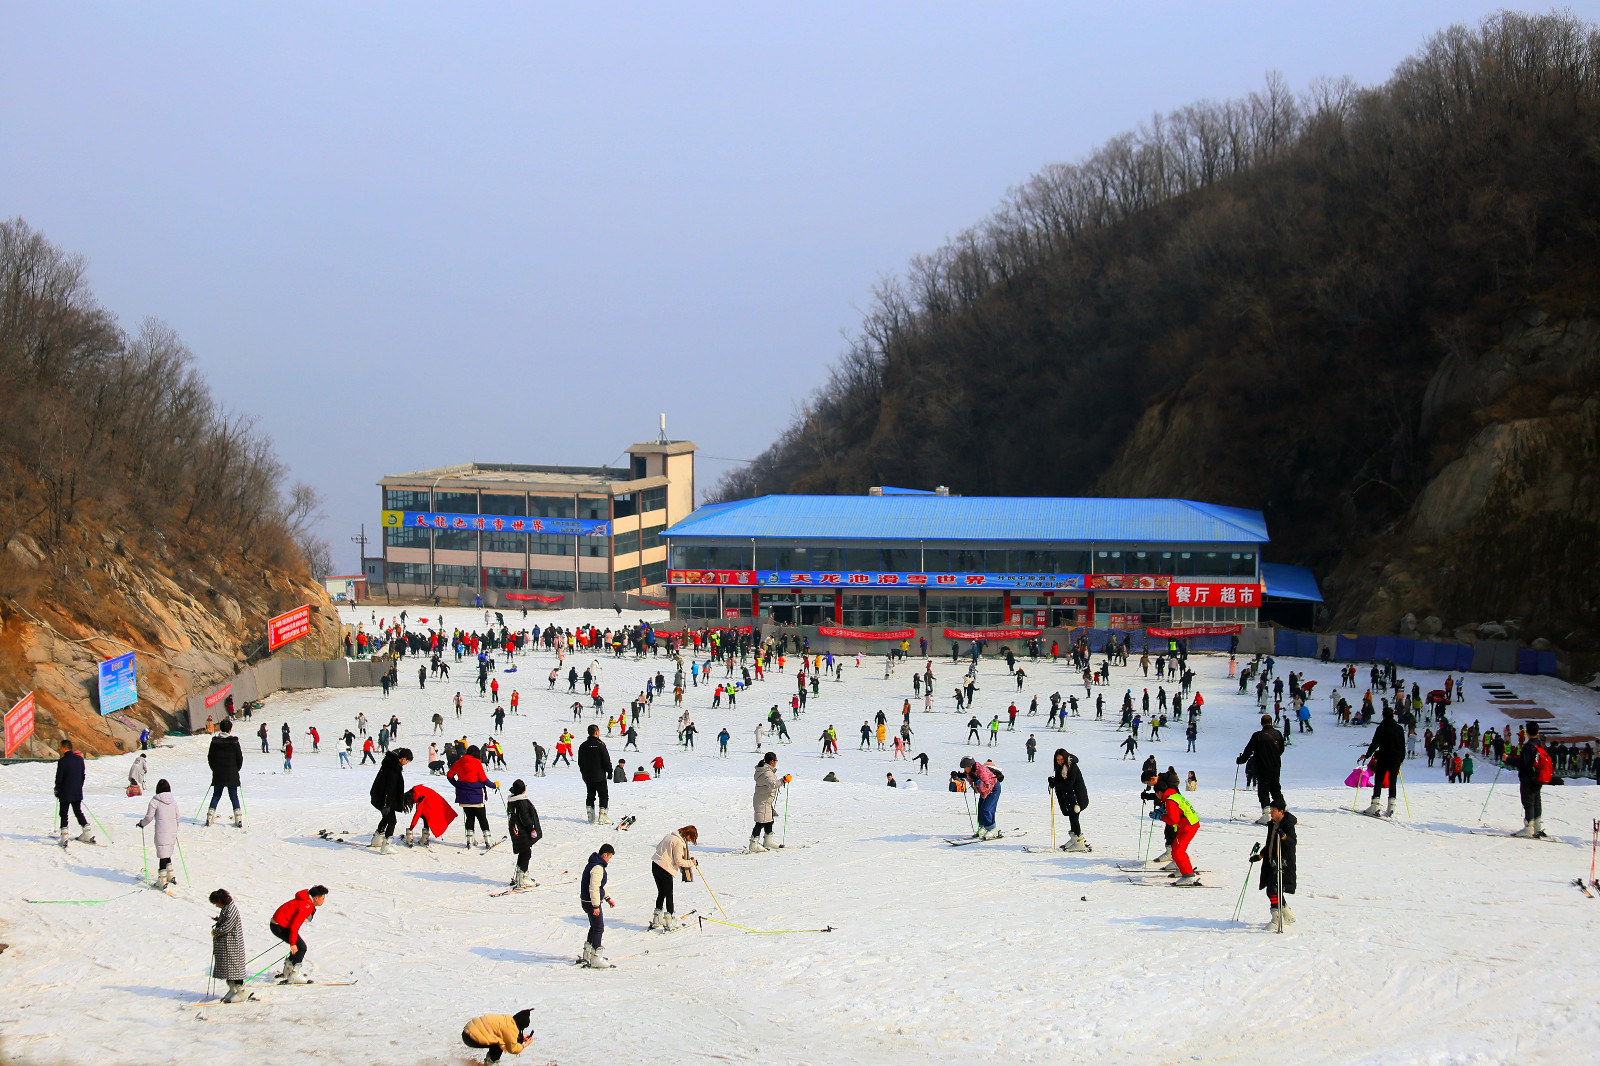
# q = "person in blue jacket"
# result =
<box><xmin>55</xmin><ymin>738</ymin><xmax>93</xmax><ymax>846</ymax></box>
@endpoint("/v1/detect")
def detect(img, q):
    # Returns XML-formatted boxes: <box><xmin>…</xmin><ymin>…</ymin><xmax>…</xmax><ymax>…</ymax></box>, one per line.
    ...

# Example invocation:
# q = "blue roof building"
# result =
<box><xmin>662</xmin><ymin>493</ymin><xmax>1271</xmax><ymax>631</ymax></box>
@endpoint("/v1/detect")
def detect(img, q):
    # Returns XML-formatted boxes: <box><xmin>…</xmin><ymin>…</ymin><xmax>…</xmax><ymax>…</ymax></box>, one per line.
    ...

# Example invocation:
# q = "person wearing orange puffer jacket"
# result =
<box><xmin>461</xmin><ymin>1008</ymin><xmax>534</xmax><ymax>1063</ymax></box>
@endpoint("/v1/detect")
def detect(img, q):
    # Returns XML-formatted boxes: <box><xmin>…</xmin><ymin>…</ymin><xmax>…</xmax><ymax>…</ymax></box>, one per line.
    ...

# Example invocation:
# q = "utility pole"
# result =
<box><xmin>351</xmin><ymin>524</ymin><xmax>374</xmax><ymax>604</ymax></box>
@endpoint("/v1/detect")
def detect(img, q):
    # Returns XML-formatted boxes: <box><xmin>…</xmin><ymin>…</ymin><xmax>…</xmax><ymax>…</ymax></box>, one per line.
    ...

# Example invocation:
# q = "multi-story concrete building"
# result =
<box><xmin>377</xmin><ymin>435</ymin><xmax>695</xmax><ymax>599</ymax></box>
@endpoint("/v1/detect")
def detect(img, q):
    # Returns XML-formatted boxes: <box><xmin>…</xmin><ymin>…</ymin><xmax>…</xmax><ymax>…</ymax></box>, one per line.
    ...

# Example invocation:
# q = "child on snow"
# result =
<box><xmin>135</xmin><ymin>779</ymin><xmax>180</xmax><ymax>888</ymax></box>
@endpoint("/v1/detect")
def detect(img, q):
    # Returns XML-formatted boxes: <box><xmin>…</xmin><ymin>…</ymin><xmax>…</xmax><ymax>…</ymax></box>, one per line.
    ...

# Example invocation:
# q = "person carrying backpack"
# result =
<box><xmin>1512</xmin><ymin>721</ymin><xmax>1554</xmax><ymax>838</ymax></box>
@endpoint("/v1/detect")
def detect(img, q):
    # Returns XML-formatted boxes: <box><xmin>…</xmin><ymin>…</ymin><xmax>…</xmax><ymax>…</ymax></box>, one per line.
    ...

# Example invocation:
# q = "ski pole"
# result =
<box><xmin>1232</xmin><ymin>842</ymin><xmax>1261</xmax><ymax>922</ymax></box>
<box><xmin>962</xmin><ymin>789</ymin><xmax>976</xmax><ymax>835</ymax></box>
<box><xmin>195</xmin><ymin>792</ymin><xmax>209</xmax><ymax>823</ymax></box>
<box><xmin>141</xmin><ymin>825</ymin><xmax>149</xmax><ymax>884</ymax></box>
<box><xmin>1229</xmin><ymin>765</ymin><xmax>1240</xmax><ymax>820</ymax></box>
<box><xmin>1477</xmin><ymin>766</ymin><xmax>1502</xmax><ymax>823</ymax></box>
<box><xmin>247</xmin><ymin>952</ymin><xmax>290</xmax><ymax>984</ymax></box>
<box><xmin>1398</xmin><ymin>770</ymin><xmax>1411</xmax><ymax>819</ymax></box>
<box><xmin>781</xmin><ymin>784</ymin><xmax>791</xmax><ymax>848</ymax></box>
<box><xmin>176</xmin><ymin>837</ymin><xmax>192</xmax><ymax>887</ymax></box>
<box><xmin>87</xmin><ymin>808</ymin><xmax>114</xmax><ymax>844</ymax></box>
<box><xmin>1048</xmin><ymin>785</ymin><xmax>1056</xmax><ymax>851</ymax></box>
<box><xmin>693</xmin><ymin>861</ymin><xmax>728</xmax><ymax>918</ymax></box>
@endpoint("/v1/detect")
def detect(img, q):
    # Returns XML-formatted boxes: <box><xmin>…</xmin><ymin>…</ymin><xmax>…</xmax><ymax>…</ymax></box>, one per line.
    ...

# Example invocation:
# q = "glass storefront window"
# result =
<box><xmin>926</xmin><ymin>595</ymin><xmax>1004</xmax><ymax>626</ymax></box>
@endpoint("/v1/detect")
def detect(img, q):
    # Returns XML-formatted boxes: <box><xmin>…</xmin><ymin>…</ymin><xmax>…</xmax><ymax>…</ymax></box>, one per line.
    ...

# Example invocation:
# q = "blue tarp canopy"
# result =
<box><xmin>1262</xmin><ymin>562</ymin><xmax>1322</xmax><ymax>602</ymax></box>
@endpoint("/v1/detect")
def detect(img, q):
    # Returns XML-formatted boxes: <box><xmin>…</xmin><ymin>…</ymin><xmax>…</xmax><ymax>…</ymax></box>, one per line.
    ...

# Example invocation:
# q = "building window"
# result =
<box><xmin>1095</xmin><ymin>596</ymin><xmax>1167</xmax><ymax>625</ymax></box>
<box><xmin>483</xmin><ymin>530</ymin><xmax>525</xmax><ymax>554</ymax></box>
<box><xmin>926</xmin><ymin>595</ymin><xmax>1004</xmax><ymax>626</ymax></box>
<box><xmin>724</xmin><ymin>590</ymin><xmax>753</xmax><ymax>616</ymax></box>
<box><xmin>632</xmin><ymin>456</ymin><xmax>648</xmax><ymax>479</ymax></box>
<box><xmin>485</xmin><ymin>568</ymin><xmax>524</xmax><ymax>589</ymax></box>
<box><xmin>389</xmin><ymin>562</ymin><xmax>431</xmax><ymax>586</ymax></box>
<box><xmin>1231</xmin><ymin>553</ymin><xmax>1257</xmax><ymax>577</ymax></box>
<box><xmin>434</xmin><ymin>491</ymin><xmax>478</xmax><ymax>515</ymax></box>
<box><xmin>580</xmin><ymin>572</ymin><xmax>610</xmax><ymax>591</ymax></box>
<box><xmin>435</xmin><ymin>530</ymin><xmax>478</xmax><ymax>552</ymax></box>
<box><xmin>1195</xmin><ymin>552</ymin><xmax>1230</xmax><ymax>576</ymax></box>
<box><xmin>616</xmin><ymin>567</ymin><xmax>640</xmax><ymax>592</ymax></box>
<box><xmin>1054</xmin><ymin>550</ymin><xmax>1091</xmax><ymax>574</ymax></box>
<box><xmin>640</xmin><ymin>524</ymin><xmax>666</xmax><ymax>552</ymax></box>
<box><xmin>579</xmin><ymin>497</ymin><xmax>607</xmax><ymax>521</ymax></box>
<box><xmin>678</xmin><ymin>591</ymin><xmax>720</xmax><ymax>619</ymax></box>
<box><xmin>640</xmin><ymin>486</ymin><xmax>666</xmax><ymax>513</ymax></box>
<box><xmin>641</xmin><ymin>560</ymin><xmax>666</xmax><ymax>587</ymax></box>
<box><xmin>480</xmin><ymin>493</ymin><xmax>526</xmax><ymax>517</ymax></box>
<box><xmin>1172</xmin><ymin>605</ymin><xmax>1257</xmax><ymax>624</ymax></box>
<box><xmin>531</xmin><ymin>496</ymin><xmax>575</xmax><ymax>519</ymax></box>
<box><xmin>1095</xmin><ymin>550</ymin><xmax>1125</xmax><ymax>574</ymax></box>
<box><xmin>705</xmin><ymin>546</ymin><xmax>751</xmax><ymax>569</ymax></box>
<box><xmin>433</xmin><ymin>564</ymin><xmax>479</xmax><ymax>588</ymax></box>
<box><xmin>531</xmin><ymin>534</ymin><xmax>570</xmax><ymax>556</ymax></box>
<box><xmin>584</xmin><ymin>539</ymin><xmax>606</xmax><ymax>558</ymax></box>
<box><xmin>529</xmin><ymin>569</ymin><xmax>576</xmax><ymax>591</ymax></box>
<box><xmin>671</xmin><ymin>545</ymin><xmax>701</xmax><ymax>569</ymax></box>
<box><xmin>754</xmin><ymin>546</ymin><xmax>808</xmax><ymax>569</ymax></box>
<box><xmin>614</xmin><ymin>530</ymin><xmax>639</xmax><ymax>557</ymax></box>
<box><xmin>842</xmin><ymin>594</ymin><xmax>919</xmax><ymax>626</ymax></box>
<box><xmin>808</xmin><ymin>548</ymin><xmax>842</xmax><ymax>570</ymax></box>
<box><xmin>385</xmin><ymin>488</ymin><xmax>431</xmax><ymax>511</ymax></box>
<box><xmin>614</xmin><ymin>494</ymin><xmax>637</xmax><ymax>519</ymax></box>
<box><xmin>385</xmin><ymin>525</ymin><xmax>430</xmax><ymax>548</ymax></box>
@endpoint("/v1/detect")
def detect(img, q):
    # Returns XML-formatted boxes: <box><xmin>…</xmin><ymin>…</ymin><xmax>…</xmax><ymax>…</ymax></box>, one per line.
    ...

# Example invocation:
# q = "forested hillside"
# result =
<box><xmin>0</xmin><ymin>220</ymin><xmax>339</xmax><ymax>755</ymax></box>
<box><xmin>716</xmin><ymin>11</ymin><xmax>1600</xmax><ymax>653</ymax></box>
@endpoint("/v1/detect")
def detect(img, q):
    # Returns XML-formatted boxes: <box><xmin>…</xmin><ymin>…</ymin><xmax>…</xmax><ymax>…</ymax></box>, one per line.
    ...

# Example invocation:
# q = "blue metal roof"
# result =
<box><xmin>664</xmin><ymin>495</ymin><xmax>1268</xmax><ymax>544</ymax></box>
<box><xmin>1262</xmin><ymin>562</ymin><xmax>1322</xmax><ymax>602</ymax></box>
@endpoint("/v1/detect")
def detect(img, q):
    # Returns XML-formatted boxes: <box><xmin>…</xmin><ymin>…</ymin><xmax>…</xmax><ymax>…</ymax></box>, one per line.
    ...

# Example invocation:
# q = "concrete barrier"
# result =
<box><xmin>325</xmin><ymin>659</ymin><xmax>351</xmax><ymax>688</ymax></box>
<box><xmin>280</xmin><ymin>659</ymin><xmax>326</xmax><ymax>689</ymax></box>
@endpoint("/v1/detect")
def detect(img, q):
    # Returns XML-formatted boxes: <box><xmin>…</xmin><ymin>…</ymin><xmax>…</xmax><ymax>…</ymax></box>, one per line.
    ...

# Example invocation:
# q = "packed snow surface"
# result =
<box><xmin>3</xmin><ymin>606</ymin><xmax>1598</xmax><ymax>1066</ymax></box>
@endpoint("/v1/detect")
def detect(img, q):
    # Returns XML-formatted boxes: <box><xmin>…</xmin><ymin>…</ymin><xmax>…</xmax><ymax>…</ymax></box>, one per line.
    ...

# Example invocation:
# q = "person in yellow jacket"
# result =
<box><xmin>461</xmin><ymin>1008</ymin><xmax>534</xmax><ymax>1063</ymax></box>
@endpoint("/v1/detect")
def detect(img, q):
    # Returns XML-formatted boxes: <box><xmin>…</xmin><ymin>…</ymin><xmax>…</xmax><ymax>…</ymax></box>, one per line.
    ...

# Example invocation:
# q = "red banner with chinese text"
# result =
<box><xmin>817</xmin><ymin>626</ymin><xmax>916</xmax><ymax>640</ymax></box>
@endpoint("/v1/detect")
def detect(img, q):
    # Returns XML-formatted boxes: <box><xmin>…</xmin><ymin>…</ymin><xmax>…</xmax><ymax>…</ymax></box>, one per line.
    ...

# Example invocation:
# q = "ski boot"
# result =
<box><xmin>1153</xmin><ymin>846</ymin><xmax>1173</xmax><ymax>864</ymax></box>
<box><xmin>58</xmin><ymin>828</ymin><xmax>69</xmax><ymax>849</ymax></box>
<box><xmin>648</xmin><ymin>908</ymin><xmax>666</xmax><ymax>931</ymax></box>
<box><xmin>1059</xmin><ymin>834</ymin><xmax>1090</xmax><ymax>853</ymax></box>
<box><xmin>378</xmin><ymin>834</ymin><xmax>394</xmax><ymax>855</ymax></box>
<box><xmin>660</xmin><ymin>912</ymin><xmax>681</xmax><ymax>932</ymax></box>
<box><xmin>75</xmin><ymin>826</ymin><xmax>96</xmax><ymax>844</ymax></box>
<box><xmin>1254</xmin><ymin>807</ymin><xmax>1272</xmax><ymax>826</ymax></box>
<box><xmin>762</xmin><ymin>831</ymin><xmax>777</xmax><ymax>851</ymax></box>
<box><xmin>367</xmin><ymin>831</ymin><xmax>384</xmax><ymax>847</ymax></box>
<box><xmin>1361</xmin><ymin>800</ymin><xmax>1382</xmax><ymax>818</ymax></box>
<box><xmin>279</xmin><ymin>961</ymin><xmax>310</xmax><ymax>985</ymax></box>
<box><xmin>466</xmin><ymin>830</ymin><xmax>478</xmax><ymax>850</ymax></box>
<box><xmin>205</xmin><ymin>808</ymin><xmax>217</xmax><ymax>827</ymax></box>
<box><xmin>1511</xmin><ymin>820</ymin><xmax>1538</xmax><ymax>838</ymax></box>
<box><xmin>586</xmin><ymin>808</ymin><xmax>597</xmax><ymax>824</ymax></box>
<box><xmin>153</xmin><ymin>869</ymin><xmax>174</xmax><ymax>890</ymax></box>
<box><xmin>580</xmin><ymin>943</ymin><xmax>614</xmax><ymax>969</ymax></box>
<box><xmin>1173</xmin><ymin>873</ymin><xmax>1200</xmax><ymax>887</ymax></box>
<box><xmin>418</xmin><ymin>828</ymin><xmax>431</xmax><ymax>848</ymax></box>
<box><xmin>232</xmin><ymin>809</ymin><xmax>244</xmax><ymax>829</ymax></box>
<box><xmin>746</xmin><ymin>835</ymin><xmax>766</xmax><ymax>854</ymax></box>
<box><xmin>1384</xmin><ymin>800</ymin><xmax>1395</xmax><ymax>819</ymax></box>
<box><xmin>598</xmin><ymin>809</ymin><xmax>612</xmax><ymax>825</ymax></box>
<box><xmin>221</xmin><ymin>980</ymin><xmax>250</xmax><ymax>1003</ymax></box>
<box><xmin>511</xmin><ymin>869</ymin><xmax>535</xmax><ymax>890</ymax></box>
<box><xmin>404</xmin><ymin>829</ymin><xmax>415</xmax><ymax>847</ymax></box>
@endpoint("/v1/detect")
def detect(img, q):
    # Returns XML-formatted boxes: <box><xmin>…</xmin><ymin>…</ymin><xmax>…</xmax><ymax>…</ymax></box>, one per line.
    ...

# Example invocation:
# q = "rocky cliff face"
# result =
<box><xmin>1324</xmin><ymin>311</ymin><xmax>1600</xmax><ymax>653</ymax></box>
<box><xmin>0</xmin><ymin>526</ymin><xmax>341</xmax><ymax>757</ymax></box>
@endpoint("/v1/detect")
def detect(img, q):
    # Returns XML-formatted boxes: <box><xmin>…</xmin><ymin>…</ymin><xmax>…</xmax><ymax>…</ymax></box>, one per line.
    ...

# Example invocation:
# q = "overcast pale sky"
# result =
<box><xmin>4</xmin><ymin>2</ymin><xmax>1589</xmax><ymax>571</ymax></box>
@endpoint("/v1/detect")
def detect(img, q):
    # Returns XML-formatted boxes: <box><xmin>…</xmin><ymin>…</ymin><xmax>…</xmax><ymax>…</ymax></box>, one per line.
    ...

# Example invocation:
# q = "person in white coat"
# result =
<box><xmin>127</xmin><ymin>753</ymin><xmax>148</xmax><ymax>796</ymax></box>
<box><xmin>136</xmin><ymin>779</ymin><xmax>180</xmax><ymax>889</ymax></box>
<box><xmin>748</xmin><ymin>753</ymin><xmax>789</xmax><ymax>853</ymax></box>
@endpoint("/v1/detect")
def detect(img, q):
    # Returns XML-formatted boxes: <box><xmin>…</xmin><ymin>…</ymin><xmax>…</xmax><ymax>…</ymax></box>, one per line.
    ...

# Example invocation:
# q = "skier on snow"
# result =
<box><xmin>1048</xmin><ymin>749</ymin><xmax>1090</xmax><ymax>852</ymax></box>
<box><xmin>209</xmin><ymin>888</ymin><xmax>249</xmax><ymax>1002</ymax></box>
<box><xmin>206</xmin><ymin>719</ymin><xmax>245</xmax><ymax>828</ymax></box>
<box><xmin>578</xmin><ymin>724</ymin><xmax>613</xmax><ymax>825</ymax></box>
<box><xmin>1155</xmin><ymin>770</ymin><xmax>1202</xmax><ymax>885</ymax></box>
<box><xmin>579</xmin><ymin>844</ymin><xmax>616</xmax><ymax>968</ymax></box>
<box><xmin>649</xmin><ymin>825</ymin><xmax>698</xmax><ymax>930</ymax></box>
<box><xmin>1250</xmin><ymin>798</ymin><xmax>1297</xmax><ymax>930</ymax></box>
<box><xmin>1361</xmin><ymin>707</ymin><xmax>1407</xmax><ymax>818</ymax></box>
<box><xmin>960</xmin><ymin>756</ymin><xmax>1004</xmax><ymax>839</ymax></box>
<box><xmin>134</xmin><ymin>778</ymin><xmax>180</xmax><ymax>889</ymax></box>
<box><xmin>1512</xmin><ymin>720</ymin><xmax>1553</xmax><ymax>838</ymax></box>
<box><xmin>368</xmin><ymin>748</ymin><xmax>412</xmax><ymax>853</ymax></box>
<box><xmin>447</xmin><ymin>745</ymin><xmax>499</xmax><ymax>850</ymax></box>
<box><xmin>403</xmin><ymin>782</ymin><xmax>458</xmax><ymax>848</ymax></box>
<box><xmin>1237</xmin><ymin>714</ymin><xmax>1286</xmax><ymax>825</ymax></box>
<box><xmin>54</xmin><ymin>737</ymin><xmax>93</xmax><ymax>846</ymax></box>
<box><xmin>269</xmin><ymin>884</ymin><xmax>328</xmax><ymax>984</ymax></box>
<box><xmin>749</xmin><ymin>753</ymin><xmax>788</xmax><ymax>852</ymax></box>
<box><xmin>505</xmin><ymin>779</ymin><xmax>543</xmax><ymax>889</ymax></box>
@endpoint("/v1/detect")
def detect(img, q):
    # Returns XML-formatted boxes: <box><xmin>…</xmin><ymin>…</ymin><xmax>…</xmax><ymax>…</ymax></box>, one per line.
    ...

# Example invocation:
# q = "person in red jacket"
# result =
<box><xmin>1158</xmin><ymin>776</ymin><xmax>1203</xmax><ymax>886</ymax></box>
<box><xmin>361</xmin><ymin>736</ymin><xmax>377</xmax><ymax>765</ymax></box>
<box><xmin>404</xmin><ymin>784</ymin><xmax>459</xmax><ymax>847</ymax></box>
<box><xmin>269</xmin><ymin>885</ymin><xmax>328</xmax><ymax>984</ymax></box>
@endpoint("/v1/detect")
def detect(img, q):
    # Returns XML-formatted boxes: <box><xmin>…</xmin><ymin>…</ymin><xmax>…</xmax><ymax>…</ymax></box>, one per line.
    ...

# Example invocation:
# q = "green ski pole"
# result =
<box><xmin>1478</xmin><ymin>765</ymin><xmax>1501</xmax><ymax>823</ymax></box>
<box><xmin>176</xmin><ymin>837</ymin><xmax>192</xmax><ymax>887</ymax></box>
<box><xmin>141</xmin><ymin>825</ymin><xmax>149</xmax><ymax>884</ymax></box>
<box><xmin>88</xmin><ymin>809</ymin><xmax>114</xmax><ymax>844</ymax></box>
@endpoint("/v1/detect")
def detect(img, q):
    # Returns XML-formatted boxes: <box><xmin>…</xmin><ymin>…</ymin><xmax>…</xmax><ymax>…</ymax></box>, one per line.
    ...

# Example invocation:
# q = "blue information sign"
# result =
<box><xmin>98</xmin><ymin>652</ymin><xmax>138</xmax><ymax>715</ymax></box>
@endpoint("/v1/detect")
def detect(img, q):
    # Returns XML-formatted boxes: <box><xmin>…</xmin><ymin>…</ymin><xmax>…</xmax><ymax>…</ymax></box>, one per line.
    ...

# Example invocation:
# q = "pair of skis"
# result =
<box><xmin>944</xmin><ymin>830</ymin><xmax>1026</xmax><ymax>847</ymax></box>
<box><xmin>187</xmin><ymin>978</ymin><xmax>358</xmax><ymax>1008</ymax></box>
<box><xmin>489</xmin><ymin>870</ymin><xmax>572</xmax><ymax>897</ymax></box>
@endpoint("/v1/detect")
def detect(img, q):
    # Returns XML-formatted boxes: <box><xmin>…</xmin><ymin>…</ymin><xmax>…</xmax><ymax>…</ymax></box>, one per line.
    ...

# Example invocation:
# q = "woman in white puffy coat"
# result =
<box><xmin>136</xmin><ymin>779</ymin><xmax>180</xmax><ymax>889</ymax></box>
<box><xmin>749</xmin><ymin>753</ymin><xmax>788</xmax><ymax>853</ymax></box>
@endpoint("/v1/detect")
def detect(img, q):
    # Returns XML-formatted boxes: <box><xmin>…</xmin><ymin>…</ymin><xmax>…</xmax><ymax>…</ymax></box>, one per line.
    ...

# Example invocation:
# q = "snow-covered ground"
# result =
<box><xmin>3</xmin><ymin>605</ymin><xmax>1599</xmax><ymax>1066</ymax></box>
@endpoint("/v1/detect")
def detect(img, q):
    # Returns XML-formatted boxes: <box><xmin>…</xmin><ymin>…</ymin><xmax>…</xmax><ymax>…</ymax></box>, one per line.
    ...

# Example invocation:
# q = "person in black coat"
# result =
<box><xmin>54</xmin><ymin>738</ymin><xmax>92</xmax><ymax>846</ymax></box>
<box><xmin>1048</xmin><ymin>748</ymin><xmax>1091</xmax><ymax>852</ymax></box>
<box><xmin>1251</xmin><ymin>799</ymin><xmax>1297</xmax><ymax>929</ymax></box>
<box><xmin>505</xmin><ymin>779</ymin><xmax>543</xmax><ymax>889</ymax></box>
<box><xmin>1237</xmin><ymin>716</ymin><xmax>1285</xmax><ymax>825</ymax></box>
<box><xmin>369</xmin><ymin>748</ymin><xmax>412</xmax><ymax>852</ymax></box>
<box><xmin>1362</xmin><ymin>707</ymin><xmax>1408</xmax><ymax>818</ymax></box>
<box><xmin>207</xmin><ymin>720</ymin><xmax>245</xmax><ymax>827</ymax></box>
<box><xmin>1512</xmin><ymin>720</ymin><xmax>1550</xmax><ymax>838</ymax></box>
<box><xmin>577</xmin><ymin>724</ymin><xmax>612</xmax><ymax>825</ymax></box>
